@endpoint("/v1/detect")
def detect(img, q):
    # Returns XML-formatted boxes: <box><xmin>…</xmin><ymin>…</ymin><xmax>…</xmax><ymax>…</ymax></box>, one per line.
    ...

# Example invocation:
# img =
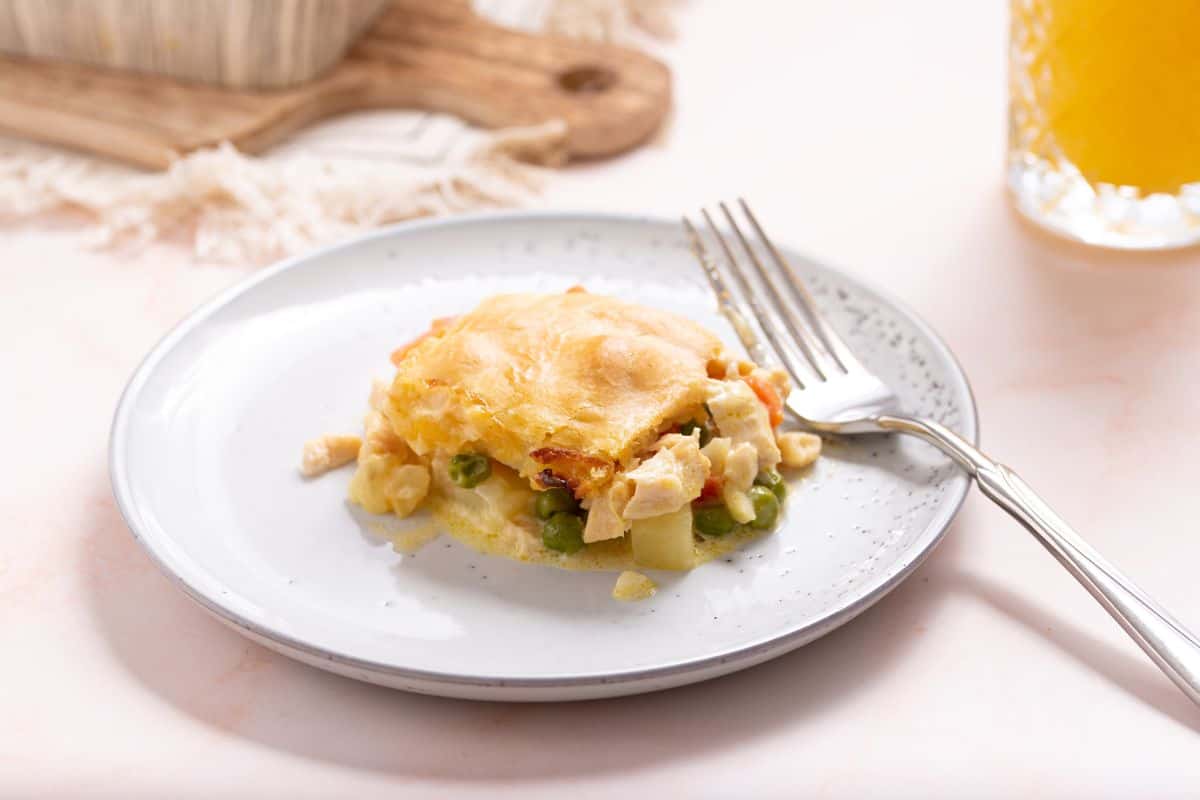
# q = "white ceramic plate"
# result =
<box><xmin>110</xmin><ymin>212</ymin><xmax>977</xmax><ymax>701</ymax></box>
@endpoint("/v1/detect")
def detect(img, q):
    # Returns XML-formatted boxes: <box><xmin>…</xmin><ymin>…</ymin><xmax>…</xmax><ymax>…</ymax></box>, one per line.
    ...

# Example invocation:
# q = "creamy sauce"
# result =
<box><xmin>365</xmin><ymin>518</ymin><xmax>442</xmax><ymax>553</ymax></box>
<box><xmin>390</xmin><ymin>522</ymin><xmax>443</xmax><ymax>554</ymax></box>
<box><xmin>428</xmin><ymin>492</ymin><xmax>769</xmax><ymax>572</ymax></box>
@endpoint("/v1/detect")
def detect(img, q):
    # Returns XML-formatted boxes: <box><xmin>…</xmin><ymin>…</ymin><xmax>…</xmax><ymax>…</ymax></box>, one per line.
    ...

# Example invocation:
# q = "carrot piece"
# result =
<box><xmin>744</xmin><ymin>374</ymin><xmax>784</xmax><ymax>427</ymax></box>
<box><xmin>699</xmin><ymin>476</ymin><xmax>724</xmax><ymax>502</ymax></box>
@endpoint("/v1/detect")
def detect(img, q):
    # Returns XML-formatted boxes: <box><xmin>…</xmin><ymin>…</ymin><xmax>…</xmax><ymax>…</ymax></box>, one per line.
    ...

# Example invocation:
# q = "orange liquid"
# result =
<box><xmin>1020</xmin><ymin>0</ymin><xmax>1200</xmax><ymax>193</ymax></box>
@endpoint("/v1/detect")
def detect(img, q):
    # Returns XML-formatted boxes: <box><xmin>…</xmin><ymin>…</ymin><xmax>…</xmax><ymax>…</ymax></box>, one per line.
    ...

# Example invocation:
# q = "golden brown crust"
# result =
<box><xmin>384</xmin><ymin>292</ymin><xmax>725</xmax><ymax>494</ymax></box>
<box><xmin>529</xmin><ymin>446</ymin><xmax>612</xmax><ymax>494</ymax></box>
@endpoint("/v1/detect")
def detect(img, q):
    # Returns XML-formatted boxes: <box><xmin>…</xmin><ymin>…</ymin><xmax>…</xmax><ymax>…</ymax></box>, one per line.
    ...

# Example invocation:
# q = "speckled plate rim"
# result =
<box><xmin>109</xmin><ymin>210</ymin><xmax>979</xmax><ymax>701</ymax></box>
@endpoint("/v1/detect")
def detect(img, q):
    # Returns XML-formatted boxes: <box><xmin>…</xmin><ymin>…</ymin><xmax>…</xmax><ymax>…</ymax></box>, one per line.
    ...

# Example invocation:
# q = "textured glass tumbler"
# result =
<box><xmin>1008</xmin><ymin>1</ymin><xmax>1200</xmax><ymax>249</ymax></box>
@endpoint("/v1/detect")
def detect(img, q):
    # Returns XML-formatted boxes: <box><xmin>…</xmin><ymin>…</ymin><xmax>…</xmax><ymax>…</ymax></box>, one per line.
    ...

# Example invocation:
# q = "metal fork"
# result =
<box><xmin>684</xmin><ymin>198</ymin><xmax>1200</xmax><ymax>707</ymax></box>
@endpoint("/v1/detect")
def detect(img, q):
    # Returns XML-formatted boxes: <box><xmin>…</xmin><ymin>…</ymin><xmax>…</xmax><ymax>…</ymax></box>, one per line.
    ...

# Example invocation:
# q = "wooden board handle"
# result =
<box><xmin>0</xmin><ymin>0</ymin><xmax>671</xmax><ymax>169</ymax></box>
<box><xmin>249</xmin><ymin>1</ymin><xmax>672</xmax><ymax>160</ymax></box>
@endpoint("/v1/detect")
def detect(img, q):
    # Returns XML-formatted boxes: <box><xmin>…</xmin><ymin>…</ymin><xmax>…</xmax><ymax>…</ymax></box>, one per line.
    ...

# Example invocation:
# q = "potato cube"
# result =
<box><xmin>631</xmin><ymin>505</ymin><xmax>696</xmax><ymax>570</ymax></box>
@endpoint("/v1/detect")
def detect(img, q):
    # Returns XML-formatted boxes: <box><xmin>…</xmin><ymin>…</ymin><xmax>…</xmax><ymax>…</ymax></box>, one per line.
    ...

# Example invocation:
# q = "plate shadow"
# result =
<box><xmin>87</xmin><ymin>472</ymin><xmax>964</xmax><ymax>782</ymax></box>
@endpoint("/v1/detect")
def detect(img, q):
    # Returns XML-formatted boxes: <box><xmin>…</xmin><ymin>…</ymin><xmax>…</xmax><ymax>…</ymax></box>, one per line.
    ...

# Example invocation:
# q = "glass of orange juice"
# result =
<box><xmin>1009</xmin><ymin>0</ymin><xmax>1200</xmax><ymax>249</ymax></box>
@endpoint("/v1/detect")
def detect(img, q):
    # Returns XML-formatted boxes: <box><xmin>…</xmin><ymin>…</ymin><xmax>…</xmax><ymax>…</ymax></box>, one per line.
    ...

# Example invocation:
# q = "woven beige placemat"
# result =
<box><xmin>0</xmin><ymin>0</ymin><xmax>674</xmax><ymax>263</ymax></box>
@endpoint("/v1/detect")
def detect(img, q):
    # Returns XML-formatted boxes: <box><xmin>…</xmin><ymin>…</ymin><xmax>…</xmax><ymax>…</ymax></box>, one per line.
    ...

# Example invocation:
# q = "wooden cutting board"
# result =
<box><xmin>0</xmin><ymin>0</ymin><xmax>671</xmax><ymax>169</ymax></box>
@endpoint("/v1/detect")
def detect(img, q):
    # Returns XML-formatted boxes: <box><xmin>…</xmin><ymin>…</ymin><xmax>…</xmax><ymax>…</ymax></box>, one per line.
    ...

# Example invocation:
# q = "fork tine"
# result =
<box><xmin>681</xmin><ymin>215</ymin><xmax>774</xmax><ymax>370</ymax></box>
<box><xmin>737</xmin><ymin>198</ymin><xmax>865</xmax><ymax>374</ymax></box>
<box><xmin>718</xmin><ymin>201</ymin><xmax>842</xmax><ymax>380</ymax></box>
<box><xmin>699</xmin><ymin>209</ymin><xmax>823</xmax><ymax>390</ymax></box>
<box><xmin>683</xmin><ymin>215</ymin><xmax>817</xmax><ymax>389</ymax></box>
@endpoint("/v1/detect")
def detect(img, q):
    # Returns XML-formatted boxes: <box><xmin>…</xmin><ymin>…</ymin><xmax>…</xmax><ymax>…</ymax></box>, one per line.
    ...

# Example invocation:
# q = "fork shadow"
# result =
<box><xmin>939</xmin><ymin>568</ymin><xmax>1200</xmax><ymax>734</ymax></box>
<box><xmin>85</xmin><ymin>475</ymin><xmax>1198</xmax><ymax>783</ymax></box>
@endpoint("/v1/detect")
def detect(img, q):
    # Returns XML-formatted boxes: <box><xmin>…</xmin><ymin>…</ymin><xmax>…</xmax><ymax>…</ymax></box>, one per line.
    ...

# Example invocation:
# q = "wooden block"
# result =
<box><xmin>0</xmin><ymin>0</ymin><xmax>390</xmax><ymax>90</ymax></box>
<box><xmin>0</xmin><ymin>0</ymin><xmax>672</xmax><ymax>168</ymax></box>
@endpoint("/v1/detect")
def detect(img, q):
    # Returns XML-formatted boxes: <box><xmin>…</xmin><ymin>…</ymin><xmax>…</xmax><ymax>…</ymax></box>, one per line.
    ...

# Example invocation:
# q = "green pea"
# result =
<box><xmin>448</xmin><ymin>453</ymin><xmax>491</xmax><ymax>488</ymax></box>
<box><xmin>754</xmin><ymin>469</ymin><xmax>787</xmax><ymax>502</ymax></box>
<box><xmin>694</xmin><ymin>504</ymin><xmax>737</xmax><ymax>537</ymax></box>
<box><xmin>679</xmin><ymin>419</ymin><xmax>713</xmax><ymax>446</ymax></box>
<box><xmin>542</xmin><ymin>512</ymin><xmax>585</xmax><ymax>553</ymax></box>
<box><xmin>748</xmin><ymin>486</ymin><xmax>781</xmax><ymax>530</ymax></box>
<box><xmin>535</xmin><ymin>487</ymin><xmax>579</xmax><ymax>519</ymax></box>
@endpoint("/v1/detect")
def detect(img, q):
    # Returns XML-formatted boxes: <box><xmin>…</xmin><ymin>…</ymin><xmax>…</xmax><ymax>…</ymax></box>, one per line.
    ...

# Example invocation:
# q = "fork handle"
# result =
<box><xmin>879</xmin><ymin>415</ymin><xmax>1200</xmax><ymax>706</ymax></box>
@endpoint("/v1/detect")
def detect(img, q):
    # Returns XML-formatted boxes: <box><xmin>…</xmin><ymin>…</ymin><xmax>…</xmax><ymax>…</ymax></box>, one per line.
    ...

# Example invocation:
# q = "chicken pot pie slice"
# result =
<box><xmin>304</xmin><ymin>290</ymin><xmax>821</xmax><ymax>579</ymax></box>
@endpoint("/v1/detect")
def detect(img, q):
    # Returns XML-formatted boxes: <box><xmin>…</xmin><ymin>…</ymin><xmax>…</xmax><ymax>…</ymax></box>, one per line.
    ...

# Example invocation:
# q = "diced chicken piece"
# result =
<box><xmin>778</xmin><ymin>431</ymin><xmax>822</xmax><ymax>469</ymax></box>
<box><xmin>383</xmin><ymin>465</ymin><xmax>430</xmax><ymax>517</ymax></box>
<box><xmin>344</xmin><ymin>379</ymin><xmax>417</xmax><ymax>464</ymax></box>
<box><xmin>723</xmin><ymin>441</ymin><xmax>758</xmax><ymax>489</ymax></box>
<box><xmin>721</xmin><ymin>441</ymin><xmax>759</xmax><ymax>523</ymax></box>
<box><xmin>622</xmin><ymin>432</ymin><xmax>710</xmax><ymax>520</ymax></box>
<box><xmin>299</xmin><ymin>435</ymin><xmax>362</xmax><ymax>477</ymax></box>
<box><xmin>349</xmin><ymin>454</ymin><xmax>430</xmax><ymax>517</ymax></box>
<box><xmin>583</xmin><ymin>479</ymin><xmax>632</xmax><ymax>543</ymax></box>
<box><xmin>701</xmin><ymin>435</ymin><xmax>731</xmax><ymax>475</ymax></box>
<box><xmin>362</xmin><ymin>409</ymin><xmax>408</xmax><ymax>457</ymax></box>
<box><xmin>612</xmin><ymin>571</ymin><xmax>658</xmax><ymax>601</ymax></box>
<box><xmin>368</xmin><ymin>378</ymin><xmax>390</xmax><ymax>411</ymax></box>
<box><xmin>705</xmin><ymin>379</ymin><xmax>781</xmax><ymax>469</ymax></box>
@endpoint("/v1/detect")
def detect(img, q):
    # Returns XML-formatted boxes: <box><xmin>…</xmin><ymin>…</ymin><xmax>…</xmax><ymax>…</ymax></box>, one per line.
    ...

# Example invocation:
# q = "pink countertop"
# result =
<box><xmin>4</xmin><ymin>2</ymin><xmax>1200</xmax><ymax>797</ymax></box>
